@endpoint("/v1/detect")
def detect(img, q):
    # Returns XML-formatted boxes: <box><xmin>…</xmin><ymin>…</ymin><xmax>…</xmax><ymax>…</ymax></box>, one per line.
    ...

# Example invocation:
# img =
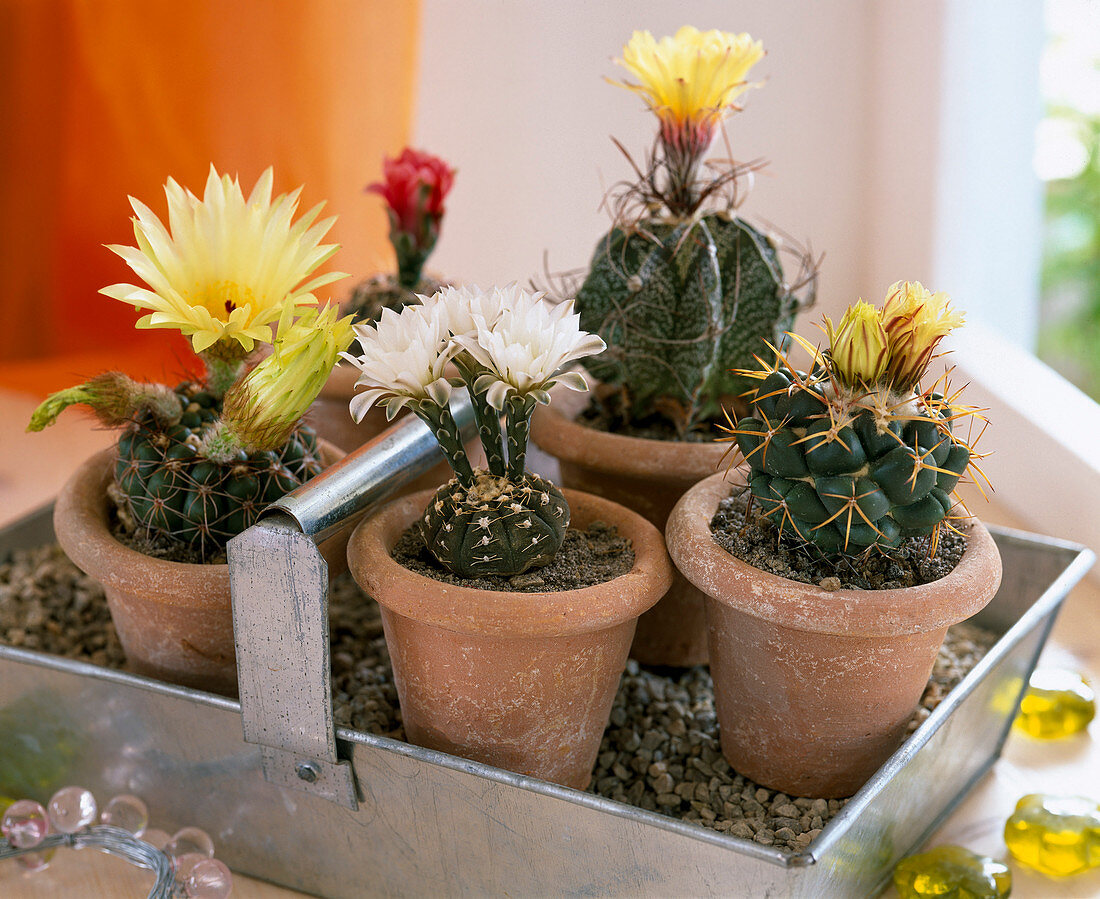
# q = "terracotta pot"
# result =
<box><xmin>308</xmin><ymin>364</ymin><xmax>482</xmax><ymax>492</ymax></box>
<box><xmin>665</xmin><ymin>471</ymin><xmax>1003</xmax><ymax>798</ymax></box>
<box><xmin>347</xmin><ymin>487</ymin><xmax>673</xmax><ymax>790</ymax></box>
<box><xmin>529</xmin><ymin>388</ymin><xmax>727</xmax><ymax>667</ymax></box>
<box><xmin>54</xmin><ymin>442</ymin><xmax>346</xmax><ymax>697</ymax></box>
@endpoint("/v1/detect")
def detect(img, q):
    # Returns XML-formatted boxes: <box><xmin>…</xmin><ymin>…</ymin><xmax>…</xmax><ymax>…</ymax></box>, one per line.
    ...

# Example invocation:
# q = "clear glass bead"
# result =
<box><xmin>46</xmin><ymin>786</ymin><xmax>97</xmax><ymax>834</ymax></box>
<box><xmin>174</xmin><ymin>851</ymin><xmax>208</xmax><ymax>882</ymax></box>
<box><xmin>16</xmin><ymin>847</ymin><xmax>57</xmax><ymax>872</ymax></box>
<box><xmin>185</xmin><ymin>858</ymin><xmax>233</xmax><ymax>898</ymax></box>
<box><xmin>1</xmin><ymin>800</ymin><xmax>49</xmax><ymax>849</ymax></box>
<box><xmin>141</xmin><ymin>827</ymin><xmax>171</xmax><ymax>850</ymax></box>
<box><xmin>164</xmin><ymin>826</ymin><xmax>214</xmax><ymax>860</ymax></box>
<box><xmin>100</xmin><ymin>794</ymin><xmax>149</xmax><ymax>837</ymax></box>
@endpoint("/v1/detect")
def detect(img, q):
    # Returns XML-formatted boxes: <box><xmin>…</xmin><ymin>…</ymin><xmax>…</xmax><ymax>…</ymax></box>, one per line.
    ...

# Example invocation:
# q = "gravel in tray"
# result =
<box><xmin>1</xmin><ymin>545</ymin><xmax>998</xmax><ymax>852</ymax></box>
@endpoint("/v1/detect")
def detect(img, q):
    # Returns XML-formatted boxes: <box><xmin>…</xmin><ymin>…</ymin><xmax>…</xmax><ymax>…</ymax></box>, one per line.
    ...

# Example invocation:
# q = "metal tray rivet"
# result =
<box><xmin>295</xmin><ymin>762</ymin><xmax>320</xmax><ymax>784</ymax></box>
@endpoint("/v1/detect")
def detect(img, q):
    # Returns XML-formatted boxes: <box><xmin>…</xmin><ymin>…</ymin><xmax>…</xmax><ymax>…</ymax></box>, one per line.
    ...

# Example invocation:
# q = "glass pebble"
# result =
<box><xmin>1</xmin><ymin>799</ymin><xmax>49</xmax><ymax>849</ymax></box>
<box><xmin>1013</xmin><ymin>668</ymin><xmax>1096</xmax><ymax>739</ymax></box>
<box><xmin>47</xmin><ymin>786</ymin><xmax>97</xmax><ymax>834</ymax></box>
<box><xmin>165</xmin><ymin>826</ymin><xmax>215</xmax><ymax>860</ymax></box>
<box><xmin>893</xmin><ymin>844</ymin><xmax>1011</xmax><ymax>899</ymax></box>
<box><xmin>186</xmin><ymin>858</ymin><xmax>233</xmax><ymax>899</ymax></box>
<box><xmin>100</xmin><ymin>794</ymin><xmax>149</xmax><ymax>837</ymax></box>
<box><xmin>141</xmin><ymin>827</ymin><xmax>171</xmax><ymax>850</ymax></box>
<box><xmin>1004</xmin><ymin>793</ymin><xmax>1100</xmax><ymax>877</ymax></box>
<box><xmin>174</xmin><ymin>851</ymin><xmax>208</xmax><ymax>881</ymax></box>
<box><xmin>17</xmin><ymin>847</ymin><xmax>57</xmax><ymax>872</ymax></box>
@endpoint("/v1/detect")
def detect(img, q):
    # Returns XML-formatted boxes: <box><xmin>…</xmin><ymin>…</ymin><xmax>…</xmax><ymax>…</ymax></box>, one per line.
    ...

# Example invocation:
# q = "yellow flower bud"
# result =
<box><xmin>824</xmin><ymin>301</ymin><xmax>889</xmax><ymax>389</ymax></box>
<box><xmin>221</xmin><ymin>304</ymin><xmax>355</xmax><ymax>453</ymax></box>
<box><xmin>880</xmin><ymin>281</ymin><xmax>965</xmax><ymax>392</ymax></box>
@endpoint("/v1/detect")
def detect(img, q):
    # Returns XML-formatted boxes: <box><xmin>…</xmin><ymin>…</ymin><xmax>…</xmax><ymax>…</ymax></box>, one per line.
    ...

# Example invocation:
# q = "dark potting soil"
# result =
<box><xmin>0</xmin><ymin>543</ymin><xmax>999</xmax><ymax>853</ymax></box>
<box><xmin>392</xmin><ymin>520</ymin><xmax>634</xmax><ymax>592</ymax></box>
<box><xmin>710</xmin><ymin>486</ymin><xmax>968</xmax><ymax>590</ymax></box>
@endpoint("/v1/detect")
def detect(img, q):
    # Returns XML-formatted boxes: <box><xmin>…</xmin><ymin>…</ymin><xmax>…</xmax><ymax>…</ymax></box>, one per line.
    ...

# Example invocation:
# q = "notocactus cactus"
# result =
<box><xmin>730</xmin><ymin>283</ymin><xmax>982</xmax><ymax>556</ymax></box>
<box><xmin>113</xmin><ymin>381</ymin><xmax>324</xmax><ymax>557</ymax></box>
<box><xmin>345</xmin><ymin>285</ymin><xmax>605</xmax><ymax>578</ymax></box>
<box><xmin>28</xmin><ymin>167</ymin><xmax>354</xmax><ymax>563</ymax></box>
<box><xmin>578</xmin><ymin>214</ymin><xmax>802</xmax><ymax>428</ymax></box>
<box><xmin>574</xmin><ymin>27</ymin><xmax>815</xmax><ymax>434</ymax></box>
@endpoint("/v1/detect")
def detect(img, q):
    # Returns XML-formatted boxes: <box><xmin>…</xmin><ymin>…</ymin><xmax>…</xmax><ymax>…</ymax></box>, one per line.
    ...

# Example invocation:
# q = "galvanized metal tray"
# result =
<box><xmin>0</xmin><ymin>411</ymin><xmax>1094</xmax><ymax>898</ymax></box>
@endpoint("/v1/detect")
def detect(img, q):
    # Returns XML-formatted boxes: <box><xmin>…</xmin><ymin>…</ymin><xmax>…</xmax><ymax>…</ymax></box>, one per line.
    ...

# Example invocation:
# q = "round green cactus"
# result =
<box><xmin>113</xmin><ymin>382</ymin><xmax>324</xmax><ymax>558</ymax></box>
<box><xmin>576</xmin><ymin>214</ymin><xmax>810</xmax><ymax>432</ymax></box>
<box><xmin>736</xmin><ymin>369</ymin><xmax>969</xmax><ymax>554</ymax></box>
<box><xmin>729</xmin><ymin>283</ymin><xmax>981</xmax><ymax>558</ymax></box>
<box><xmin>420</xmin><ymin>471</ymin><xmax>569</xmax><ymax>578</ymax></box>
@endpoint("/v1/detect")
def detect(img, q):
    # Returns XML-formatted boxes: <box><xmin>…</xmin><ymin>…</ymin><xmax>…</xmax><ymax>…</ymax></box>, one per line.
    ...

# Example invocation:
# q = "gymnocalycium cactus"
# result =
<box><xmin>728</xmin><ymin>281</ymin><xmax>987</xmax><ymax>557</ymax></box>
<box><xmin>345</xmin><ymin>147</ymin><xmax>456</xmax><ymax>325</ymax></box>
<box><xmin>344</xmin><ymin>285</ymin><xmax>606</xmax><ymax>578</ymax></box>
<box><xmin>28</xmin><ymin>166</ymin><xmax>355</xmax><ymax>561</ymax></box>
<box><xmin>575</xmin><ymin>27</ymin><xmax>816</xmax><ymax>436</ymax></box>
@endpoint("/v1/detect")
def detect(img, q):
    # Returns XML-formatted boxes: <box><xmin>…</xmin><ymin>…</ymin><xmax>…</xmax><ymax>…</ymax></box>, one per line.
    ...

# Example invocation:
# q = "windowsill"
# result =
<box><xmin>949</xmin><ymin>321</ymin><xmax>1100</xmax><ymax>581</ymax></box>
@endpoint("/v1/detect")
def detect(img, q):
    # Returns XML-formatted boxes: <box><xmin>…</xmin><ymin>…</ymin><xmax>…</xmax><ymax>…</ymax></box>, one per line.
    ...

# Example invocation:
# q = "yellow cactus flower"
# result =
<box><xmin>824</xmin><ymin>301</ymin><xmax>890</xmax><ymax>389</ymax></box>
<box><xmin>218</xmin><ymin>304</ymin><xmax>355</xmax><ymax>455</ymax></box>
<box><xmin>614</xmin><ymin>26</ymin><xmax>764</xmax><ymax>158</ymax></box>
<box><xmin>101</xmin><ymin>166</ymin><xmax>347</xmax><ymax>357</ymax></box>
<box><xmin>880</xmin><ymin>281</ymin><xmax>965</xmax><ymax>392</ymax></box>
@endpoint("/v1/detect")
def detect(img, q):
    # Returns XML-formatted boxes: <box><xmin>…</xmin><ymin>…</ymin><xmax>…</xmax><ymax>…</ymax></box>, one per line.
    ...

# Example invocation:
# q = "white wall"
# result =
<box><xmin>413</xmin><ymin>0</ymin><xmax>1045</xmax><ymax>345</ymax></box>
<box><xmin>413</xmin><ymin>0</ymin><xmax>876</xmax><ymax>334</ymax></box>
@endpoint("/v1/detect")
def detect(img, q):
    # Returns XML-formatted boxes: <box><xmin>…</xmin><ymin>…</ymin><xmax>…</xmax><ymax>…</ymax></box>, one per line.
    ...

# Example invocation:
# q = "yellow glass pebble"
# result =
<box><xmin>1013</xmin><ymin>668</ymin><xmax>1096</xmax><ymax>739</ymax></box>
<box><xmin>893</xmin><ymin>845</ymin><xmax>1011</xmax><ymax>899</ymax></box>
<box><xmin>1004</xmin><ymin>793</ymin><xmax>1100</xmax><ymax>876</ymax></box>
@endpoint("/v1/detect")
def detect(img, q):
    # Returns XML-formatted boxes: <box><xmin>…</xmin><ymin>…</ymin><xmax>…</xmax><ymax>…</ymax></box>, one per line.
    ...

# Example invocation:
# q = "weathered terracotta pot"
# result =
<box><xmin>309</xmin><ymin>363</ymin><xmax>483</xmax><ymax>492</ymax></box>
<box><xmin>347</xmin><ymin>487</ymin><xmax>673</xmax><ymax>790</ymax></box>
<box><xmin>529</xmin><ymin>388</ymin><xmax>727</xmax><ymax>667</ymax></box>
<box><xmin>54</xmin><ymin>442</ymin><xmax>346</xmax><ymax>697</ymax></box>
<box><xmin>665</xmin><ymin>470</ymin><xmax>1003</xmax><ymax>798</ymax></box>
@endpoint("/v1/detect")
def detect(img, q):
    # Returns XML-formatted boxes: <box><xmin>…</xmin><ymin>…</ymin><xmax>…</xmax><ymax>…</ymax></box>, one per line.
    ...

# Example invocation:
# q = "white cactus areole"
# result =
<box><xmin>343</xmin><ymin>284</ymin><xmax>606</xmax><ymax>577</ymax></box>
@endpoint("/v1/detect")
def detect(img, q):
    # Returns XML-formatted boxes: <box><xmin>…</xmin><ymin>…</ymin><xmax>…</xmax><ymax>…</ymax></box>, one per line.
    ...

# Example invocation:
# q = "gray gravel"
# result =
<box><xmin>2</xmin><ymin>544</ymin><xmax>998</xmax><ymax>852</ymax></box>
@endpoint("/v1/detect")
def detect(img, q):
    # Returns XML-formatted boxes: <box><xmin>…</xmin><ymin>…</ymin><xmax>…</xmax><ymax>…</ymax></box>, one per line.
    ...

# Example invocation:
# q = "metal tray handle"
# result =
<box><xmin>227</xmin><ymin>395</ymin><xmax>476</xmax><ymax>808</ymax></box>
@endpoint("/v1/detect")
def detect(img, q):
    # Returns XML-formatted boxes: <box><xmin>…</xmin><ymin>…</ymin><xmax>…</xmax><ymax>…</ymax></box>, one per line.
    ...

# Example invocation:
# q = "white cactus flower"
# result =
<box><xmin>453</xmin><ymin>289</ymin><xmax>606</xmax><ymax>409</ymax></box>
<box><xmin>342</xmin><ymin>302</ymin><xmax>456</xmax><ymax>422</ymax></box>
<box><xmin>425</xmin><ymin>283</ymin><xmax>507</xmax><ymax>339</ymax></box>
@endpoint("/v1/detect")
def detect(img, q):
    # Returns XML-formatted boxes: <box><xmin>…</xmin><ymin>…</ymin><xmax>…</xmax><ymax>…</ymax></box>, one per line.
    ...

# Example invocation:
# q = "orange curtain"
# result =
<box><xmin>0</xmin><ymin>0</ymin><xmax>420</xmax><ymax>381</ymax></box>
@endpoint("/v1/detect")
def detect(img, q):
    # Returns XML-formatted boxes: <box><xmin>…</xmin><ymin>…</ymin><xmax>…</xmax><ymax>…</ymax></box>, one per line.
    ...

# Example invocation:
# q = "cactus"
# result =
<box><xmin>574</xmin><ymin>27</ymin><xmax>816</xmax><ymax>435</ymax></box>
<box><xmin>345</xmin><ymin>148</ymin><xmax>455</xmax><ymax>325</ymax></box>
<box><xmin>28</xmin><ymin>167</ymin><xmax>354</xmax><ymax>563</ymax></box>
<box><xmin>345</xmin><ymin>285</ymin><xmax>605</xmax><ymax>578</ymax></box>
<box><xmin>112</xmin><ymin>381</ymin><xmax>324</xmax><ymax>558</ymax></box>
<box><xmin>728</xmin><ymin>284</ymin><xmax>985</xmax><ymax>557</ymax></box>
<box><xmin>577</xmin><ymin>213</ymin><xmax>805</xmax><ymax>429</ymax></box>
<box><xmin>421</xmin><ymin>471</ymin><xmax>569</xmax><ymax>578</ymax></box>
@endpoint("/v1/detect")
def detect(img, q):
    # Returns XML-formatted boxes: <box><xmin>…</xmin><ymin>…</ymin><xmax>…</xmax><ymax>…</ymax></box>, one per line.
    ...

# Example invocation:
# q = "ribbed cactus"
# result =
<box><xmin>729</xmin><ymin>284</ymin><xmax>982</xmax><ymax>556</ymax></box>
<box><xmin>113</xmin><ymin>381</ymin><xmax>324</xmax><ymax>557</ymax></box>
<box><xmin>575</xmin><ymin>27</ymin><xmax>815</xmax><ymax>434</ymax></box>
<box><xmin>28</xmin><ymin>166</ymin><xmax>355</xmax><ymax>563</ymax></box>
<box><xmin>577</xmin><ymin>214</ymin><xmax>803</xmax><ymax>428</ymax></box>
<box><xmin>421</xmin><ymin>471</ymin><xmax>569</xmax><ymax>578</ymax></box>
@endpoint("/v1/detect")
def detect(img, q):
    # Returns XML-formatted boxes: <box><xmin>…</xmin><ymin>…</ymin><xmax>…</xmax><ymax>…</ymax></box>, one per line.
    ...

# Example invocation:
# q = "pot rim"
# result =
<box><xmin>666</xmin><ymin>470</ymin><xmax>1003</xmax><ymax>637</ymax></box>
<box><xmin>54</xmin><ymin>441</ymin><xmax>344</xmax><ymax>603</ymax></box>
<box><xmin>347</xmin><ymin>487</ymin><xmax>674</xmax><ymax>638</ymax></box>
<box><xmin>529</xmin><ymin>397</ymin><xmax>729</xmax><ymax>480</ymax></box>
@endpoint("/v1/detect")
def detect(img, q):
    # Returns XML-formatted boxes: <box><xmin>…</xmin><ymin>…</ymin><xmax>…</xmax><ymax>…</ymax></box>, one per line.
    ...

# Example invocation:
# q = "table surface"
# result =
<box><xmin>0</xmin><ymin>385</ymin><xmax>1097</xmax><ymax>899</ymax></box>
